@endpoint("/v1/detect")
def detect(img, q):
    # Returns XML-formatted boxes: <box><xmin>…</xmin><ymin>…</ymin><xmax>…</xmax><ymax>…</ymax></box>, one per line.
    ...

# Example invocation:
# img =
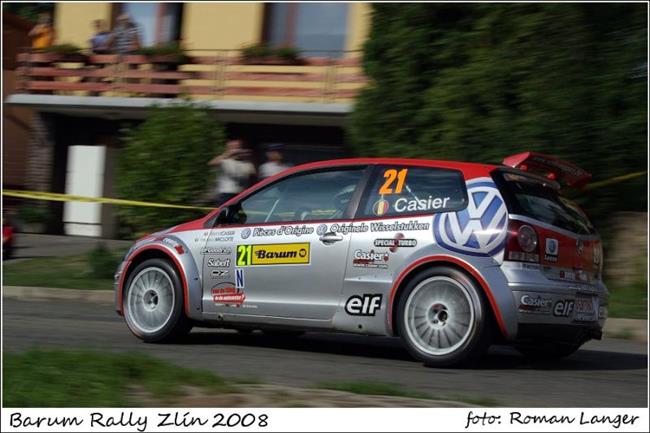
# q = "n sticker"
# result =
<box><xmin>236</xmin><ymin>268</ymin><xmax>245</xmax><ymax>289</ymax></box>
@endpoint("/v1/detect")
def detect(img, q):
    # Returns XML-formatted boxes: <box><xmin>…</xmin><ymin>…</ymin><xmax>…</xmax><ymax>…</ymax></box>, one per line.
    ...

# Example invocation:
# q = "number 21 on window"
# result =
<box><xmin>379</xmin><ymin>168</ymin><xmax>408</xmax><ymax>195</ymax></box>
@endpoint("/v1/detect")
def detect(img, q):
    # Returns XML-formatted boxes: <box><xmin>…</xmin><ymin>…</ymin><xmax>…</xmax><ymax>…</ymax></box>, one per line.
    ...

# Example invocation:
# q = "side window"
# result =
<box><xmin>359</xmin><ymin>166</ymin><xmax>467</xmax><ymax>218</ymax></box>
<box><xmin>235</xmin><ymin>167</ymin><xmax>366</xmax><ymax>224</ymax></box>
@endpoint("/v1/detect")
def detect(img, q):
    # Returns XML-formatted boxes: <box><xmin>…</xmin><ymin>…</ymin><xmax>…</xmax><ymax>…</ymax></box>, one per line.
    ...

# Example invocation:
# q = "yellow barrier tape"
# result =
<box><xmin>2</xmin><ymin>189</ymin><xmax>214</xmax><ymax>211</ymax></box>
<box><xmin>2</xmin><ymin>189</ymin><xmax>340</xmax><ymax>218</ymax></box>
<box><xmin>5</xmin><ymin>170</ymin><xmax>645</xmax><ymax>211</ymax></box>
<box><xmin>582</xmin><ymin>171</ymin><xmax>647</xmax><ymax>191</ymax></box>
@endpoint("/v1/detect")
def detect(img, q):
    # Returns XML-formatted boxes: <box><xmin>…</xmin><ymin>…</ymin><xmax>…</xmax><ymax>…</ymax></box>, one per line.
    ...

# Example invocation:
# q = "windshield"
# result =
<box><xmin>494</xmin><ymin>171</ymin><xmax>596</xmax><ymax>235</ymax></box>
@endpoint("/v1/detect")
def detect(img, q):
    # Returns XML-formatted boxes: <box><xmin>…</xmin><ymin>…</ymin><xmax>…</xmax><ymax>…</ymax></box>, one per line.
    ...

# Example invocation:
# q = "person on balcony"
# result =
<box><xmin>209</xmin><ymin>139</ymin><xmax>256</xmax><ymax>205</ymax></box>
<box><xmin>259</xmin><ymin>143</ymin><xmax>291</xmax><ymax>179</ymax></box>
<box><xmin>108</xmin><ymin>13</ymin><xmax>142</xmax><ymax>91</ymax></box>
<box><xmin>29</xmin><ymin>12</ymin><xmax>55</xmax><ymax>50</ymax></box>
<box><xmin>90</xmin><ymin>19</ymin><xmax>111</xmax><ymax>54</ymax></box>
<box><xmin>110</xmin><ymin>13</ymin><xmax>141</xmax><ymax>54</ymax></box>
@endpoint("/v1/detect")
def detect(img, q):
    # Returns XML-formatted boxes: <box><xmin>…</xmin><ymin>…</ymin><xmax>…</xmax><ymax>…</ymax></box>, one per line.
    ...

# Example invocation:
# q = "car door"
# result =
<box><xmin>201</xmin><ymin>165</ymin><xmax>370</xmax><ymax>321</ymax></box>
<box><xmin>342</xmin><ymin>165</ymin><xmax>469</xmax><ymax>324</ymax></box>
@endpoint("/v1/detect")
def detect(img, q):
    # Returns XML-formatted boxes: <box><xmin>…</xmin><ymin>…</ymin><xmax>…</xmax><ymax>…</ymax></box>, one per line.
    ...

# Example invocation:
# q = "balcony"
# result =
<box><xmin>14</xmin><ymin>49</ymin><xmax>367</xmax><ymax>103</ymax></box>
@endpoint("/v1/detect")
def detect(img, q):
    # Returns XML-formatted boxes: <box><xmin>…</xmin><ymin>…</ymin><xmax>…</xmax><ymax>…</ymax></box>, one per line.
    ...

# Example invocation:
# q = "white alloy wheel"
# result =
<box><xmin>125</xmin><ymin>267</ymin><xmax>176</xmax><ymax>334</ymax></box>
<box><xmin>403</xmin><ymin>276</ymin><xmax>475</xmax><ymax>356</ymax></box>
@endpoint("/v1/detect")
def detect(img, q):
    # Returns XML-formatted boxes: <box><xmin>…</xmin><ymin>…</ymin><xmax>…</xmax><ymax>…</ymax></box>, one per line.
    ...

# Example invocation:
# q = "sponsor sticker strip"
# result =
<box><xmin>345</xmin><ymin>294</ymin><xmax>382</xmax><ymax>316</ymax></box>
<box><xmin>236</xmin><ymin>243</ymin><xmax>311</xmax><ymax>266</ymax></box>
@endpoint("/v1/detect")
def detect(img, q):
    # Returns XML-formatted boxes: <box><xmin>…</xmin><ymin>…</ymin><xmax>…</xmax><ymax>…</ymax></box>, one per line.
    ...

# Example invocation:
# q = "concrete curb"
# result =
<box><xmin>602</xmin><ymin>317</ymin><xmax>648</xmax><ymax>342</ymax></box>
<box><xmin>3</xmin><ymin>286</ymin><xmax>114</xmax><ymax>304</ymax></box>
<box><xmin>3</xmin><ymin>286</ymin><xmax>647</xmax><ymax>342</ymax></box>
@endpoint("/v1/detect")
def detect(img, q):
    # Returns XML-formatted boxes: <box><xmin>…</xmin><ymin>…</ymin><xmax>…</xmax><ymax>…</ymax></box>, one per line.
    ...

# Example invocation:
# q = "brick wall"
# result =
<box><xmin>25</xmin><ymin>112</ymin><xmax>55</xmax><ymax>192</ymax></box>
<box><xmin>2</xmin><ymin>71</ymin><xmax>31</xmax><ymax>188</ymax></box>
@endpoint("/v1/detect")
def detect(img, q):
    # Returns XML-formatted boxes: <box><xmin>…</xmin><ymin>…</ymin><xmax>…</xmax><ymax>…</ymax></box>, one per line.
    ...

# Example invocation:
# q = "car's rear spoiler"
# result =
<box><xmin>502</xmin><ymin>152</ymin><xmax>592</xmax><ymax>188</ymax></box>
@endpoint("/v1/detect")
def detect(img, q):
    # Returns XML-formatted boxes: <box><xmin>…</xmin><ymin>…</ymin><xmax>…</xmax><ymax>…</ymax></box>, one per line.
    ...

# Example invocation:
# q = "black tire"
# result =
<box><xmin>515</xmin><ymin>341</ymin><xmax>582</xmax><ymax>360</ymax></box>
<box><xmin>123</xmin><ymin>258</ymin><xmax>192</xmax><ymax>343</ymax></box>
<box><xmin>396</xmin><ymin>266</ymin><xmax>493</xmax><ymax>367</ymax></box>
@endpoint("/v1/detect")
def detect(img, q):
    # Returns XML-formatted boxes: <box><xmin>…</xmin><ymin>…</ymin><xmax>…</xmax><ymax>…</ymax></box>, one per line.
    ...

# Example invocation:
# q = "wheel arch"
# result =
<box><xmin>118</xmin><ymin>245</ymin><xmax>192</xmax><ymax>318</ymax></box>
<box><xmin>387</xmin><ymin>255</ymin><xmax>509</xmax><ymax>339</ymax></box>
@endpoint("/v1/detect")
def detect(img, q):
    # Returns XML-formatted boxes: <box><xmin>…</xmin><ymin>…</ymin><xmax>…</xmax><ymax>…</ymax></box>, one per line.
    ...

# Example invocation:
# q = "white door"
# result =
<box><xmin>63</xmin><ymin>145</ymin><xmax>106</xmax><ymax>237</ymax></box>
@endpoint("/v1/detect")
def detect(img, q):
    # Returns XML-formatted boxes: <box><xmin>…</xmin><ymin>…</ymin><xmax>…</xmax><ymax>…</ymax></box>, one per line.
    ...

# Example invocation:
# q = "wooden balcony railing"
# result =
<box><xmin>15</xmin><ymin>49</ymin><xmax>367</xmax><ymax>102</ymax></box>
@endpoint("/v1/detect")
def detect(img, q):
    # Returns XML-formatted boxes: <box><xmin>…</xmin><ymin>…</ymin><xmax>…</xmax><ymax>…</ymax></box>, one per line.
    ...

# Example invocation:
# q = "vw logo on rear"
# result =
<box><xmin>434</xmin><ymin>178</ymin><xmax>507</xmax><ymax>257</ymax></box>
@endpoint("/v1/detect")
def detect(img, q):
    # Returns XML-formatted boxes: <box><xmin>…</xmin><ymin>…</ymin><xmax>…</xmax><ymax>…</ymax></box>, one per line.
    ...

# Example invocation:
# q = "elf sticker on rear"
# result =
<box><xmin>545</xmin><ymin>238</ymin><xmax>559</xmax><ymax>262</ymax></box>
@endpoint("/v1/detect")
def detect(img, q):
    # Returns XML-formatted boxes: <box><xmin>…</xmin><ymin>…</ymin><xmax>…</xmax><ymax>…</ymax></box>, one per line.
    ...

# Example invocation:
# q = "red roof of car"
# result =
<box><xmin>183</xmin><ymin>157</ymin><xmax>500</xmax><ymax>227</ymax></box>
<box><xmin>279</xmin><ymin>157</ymin><xmax>498</xmax><ymax>179</ymax></box>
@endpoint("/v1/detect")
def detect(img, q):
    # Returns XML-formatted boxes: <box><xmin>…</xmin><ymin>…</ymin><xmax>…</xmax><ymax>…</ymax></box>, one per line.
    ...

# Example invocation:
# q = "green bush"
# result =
<box><xmin>274</xmin><ymin>46</ymin><xmax>300</xmax><ymax>61</ymax></box>
<box><xmin>349</xmin><ymin>4</ymin><xmax>647</xmax><ymax>222</ymax></box>
<box><xmin>133</xmin><ymin>42</ymin><xmax>189</xmax><ymax>63</ymax></box>
<box><xmin>41</xmin><ymin>43</ymin><xmax>84</xmax><ymax>55</ymax></box>
<box><xmin>241</xmin><ymin>43</ymin><xmax>274</xmax><ymax>59</ymax></box>
<box><xmin>87</xmin><ymin>243</ymin><xmax>121</xmax><ymax>279</ymax></box>
<box><xmin>17</xmin><ymin>204</ymin><xmax>50</xmax><ymax>224</ymax></box>
<box><xmin>116</xmin><ymin>102</ymin><xmax>224</xmax><ymax>235</ymax></box>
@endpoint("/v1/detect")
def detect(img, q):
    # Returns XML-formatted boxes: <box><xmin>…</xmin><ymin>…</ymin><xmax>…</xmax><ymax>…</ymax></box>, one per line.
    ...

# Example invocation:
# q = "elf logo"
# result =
<box><xmin>553</xmin><ymin>300</ymin><xmax>574</xmax><ymax>317</ymax></box>
<box><xmin>345</xmin><ymin>294</ymin><xmax>382</xmax><ymax>316</ymax></box>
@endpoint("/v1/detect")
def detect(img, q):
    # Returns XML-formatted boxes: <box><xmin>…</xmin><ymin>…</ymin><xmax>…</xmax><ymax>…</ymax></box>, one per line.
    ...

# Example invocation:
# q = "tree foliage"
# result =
<box><xmin>3</xmin><ymin>3</ymin><xmax>54</xmax><ymax>22</ymax></box>
<box><xmin>349</xmin><ymin>4</ymin><xmax>647</xmax><ymax>220</ymax></box>
<box><xmin>116</xmin><ymin>103</ymin><xmax>224</xmax><ymax>235</ymax></box>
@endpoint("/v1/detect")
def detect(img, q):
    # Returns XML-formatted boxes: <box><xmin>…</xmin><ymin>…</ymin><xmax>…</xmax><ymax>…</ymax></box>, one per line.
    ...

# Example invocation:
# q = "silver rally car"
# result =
<box><xmin>115</xmin><ymin>153</ymin><xmax>607</xmax><ymax>367</ymax></box>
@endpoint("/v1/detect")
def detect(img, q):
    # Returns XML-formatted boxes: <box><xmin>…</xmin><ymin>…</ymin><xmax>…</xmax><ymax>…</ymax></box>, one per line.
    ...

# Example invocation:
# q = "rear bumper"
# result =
<box><xmin>516</xmin><ymin>323</ymin><xmax>603</xmax><ymax>345</ymax></box>
<box><xmin>499</xmin><ymin>262</ymin><xmax>608</xmax><ymax>340</ymax></box>
<box><xmin>510</xmin><ymin>283</ymin><xmax>607</xmax><ymax>338</ymax></box>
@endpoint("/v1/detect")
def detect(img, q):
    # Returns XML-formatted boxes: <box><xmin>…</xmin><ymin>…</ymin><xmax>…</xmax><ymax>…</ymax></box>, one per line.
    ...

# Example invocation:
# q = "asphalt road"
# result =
<box><xmin>3</xmin><ymin>298</ymin><xmax>647</xmax><ymax>407</ymax></box>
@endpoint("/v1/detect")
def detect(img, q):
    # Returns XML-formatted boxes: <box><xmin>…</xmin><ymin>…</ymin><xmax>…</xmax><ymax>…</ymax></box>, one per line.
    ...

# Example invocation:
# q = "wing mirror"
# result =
<box><xmin>215</xmin><ymin>206</ymin><xmax>232</xmax><ymax>225</ymax></box>
<box><xmin>213</xmin><ymin>203</ymin><xmax>245</xmax><ymax>226</ymax></box>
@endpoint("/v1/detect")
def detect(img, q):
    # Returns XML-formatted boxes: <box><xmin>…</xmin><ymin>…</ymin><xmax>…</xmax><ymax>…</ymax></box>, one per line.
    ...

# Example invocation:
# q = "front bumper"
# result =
<box><xmin>113</xmin><ymin>259</ymin><xmax>130</xmax><ymax>316</ymax></box>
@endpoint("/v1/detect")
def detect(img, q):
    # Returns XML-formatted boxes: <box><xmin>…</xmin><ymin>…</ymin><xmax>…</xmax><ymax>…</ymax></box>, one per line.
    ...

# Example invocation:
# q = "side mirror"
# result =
<box><xmin>215</xmin><ymin>206</ymin><xmax>231</xmax><ymax>225</ymax></box>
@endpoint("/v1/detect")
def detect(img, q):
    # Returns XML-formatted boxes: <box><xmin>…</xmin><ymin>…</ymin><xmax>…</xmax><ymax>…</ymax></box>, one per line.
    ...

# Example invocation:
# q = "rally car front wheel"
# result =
<box><xmin>123</xmin><ymin>258</ymin><xmax>192</xmax><ymax>342</ymax></box>
<box><xmin>397</xmin><ymin>267</ymin><xmax>493</xmax><ymax>367</ymax></box>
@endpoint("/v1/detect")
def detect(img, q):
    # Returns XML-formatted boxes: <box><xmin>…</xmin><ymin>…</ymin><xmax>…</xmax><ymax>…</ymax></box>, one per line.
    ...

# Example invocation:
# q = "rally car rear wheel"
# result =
<box><xmin>397</xmin><ymin>267</ymin><xmax>492</xmax><ymax>367</ymax></box>
<box><xmin>123</xmin><ymin>258</ymin><xmax>192</xmax><ymax>342</ymax></box>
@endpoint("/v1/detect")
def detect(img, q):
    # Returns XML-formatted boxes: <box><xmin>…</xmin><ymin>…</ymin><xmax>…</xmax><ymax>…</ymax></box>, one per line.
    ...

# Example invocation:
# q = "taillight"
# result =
<box><xmin>518</xmin><ymin>225</ymin><xmax>538</xmax><ymax>252</ymax></box>
<box><xmin>505</xmin><ymin>220</ymin><xmax>540</xmax><ymax>263</ymax></box>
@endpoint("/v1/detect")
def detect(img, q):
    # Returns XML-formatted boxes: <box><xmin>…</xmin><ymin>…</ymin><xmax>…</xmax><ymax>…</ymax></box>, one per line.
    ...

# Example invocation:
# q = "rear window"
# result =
<box><xmin>493</xmin><ymin>171</ymin><xmax>596</xmax><ymax>235</ymax></box>
<box><xmin>358</xmin><ymin>166</ymin><xmax>467</xmax><ymax>218</ymax></box>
